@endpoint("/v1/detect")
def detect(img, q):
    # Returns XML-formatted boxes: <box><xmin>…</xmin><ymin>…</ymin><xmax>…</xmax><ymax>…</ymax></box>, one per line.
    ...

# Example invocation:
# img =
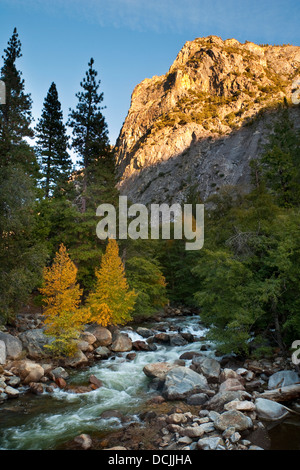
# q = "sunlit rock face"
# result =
<box><xmin>115</xmin><ymin>35</ymin><xmax>300</xmax><ymax>204</ymax></box>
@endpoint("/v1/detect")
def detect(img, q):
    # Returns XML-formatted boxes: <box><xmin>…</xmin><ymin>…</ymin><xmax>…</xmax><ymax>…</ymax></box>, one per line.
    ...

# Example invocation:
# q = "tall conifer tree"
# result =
<box><xmin>36</xmin><ymin>82</ymin><xmax>72</xmax><ymax>198</ymax></box>
<box><xmin>0</xmin><ymin>27</ymin><xmax>37</xmax><ymax>174</ymax></box>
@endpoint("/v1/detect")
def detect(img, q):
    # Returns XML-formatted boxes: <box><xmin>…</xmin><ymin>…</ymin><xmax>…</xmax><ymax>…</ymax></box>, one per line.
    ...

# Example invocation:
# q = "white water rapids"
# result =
<box><xmin>0</xmin><ymin>315</ymin><xmax>215</xmax><ymax>450</ymax></box>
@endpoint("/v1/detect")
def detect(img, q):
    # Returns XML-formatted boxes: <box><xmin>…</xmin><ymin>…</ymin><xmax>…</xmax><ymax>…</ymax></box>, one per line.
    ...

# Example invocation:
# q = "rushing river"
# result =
<box><xmin>0</xmin><ymin>316</ymin><xmax>212</xmax><ymax>450</ymax></box>
<box><xmin>0</xmin><ymin>315</ymin><xmax>300</xmax><ymax>450</ymax></box>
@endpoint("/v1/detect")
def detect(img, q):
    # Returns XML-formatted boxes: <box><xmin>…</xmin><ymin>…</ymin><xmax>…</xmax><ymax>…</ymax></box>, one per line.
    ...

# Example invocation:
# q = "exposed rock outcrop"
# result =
<box><xmin>115</xmin><ymin>36</ymin><xmax>300</xmax><ymax>204</ymax></box>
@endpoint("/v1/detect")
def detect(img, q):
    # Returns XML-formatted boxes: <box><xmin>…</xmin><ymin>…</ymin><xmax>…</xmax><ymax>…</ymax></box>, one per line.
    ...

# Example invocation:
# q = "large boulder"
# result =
<box><xmin>143</xmin><ymin>362</ymin><xmax>177</xmax><ymax>381</ymax></box>
<box><xmin>19</xmin><ymin>329</ymin><xmax>53</xmax><ymax>359</ymax></box>
<box><xmin>0</xmin><ymin>340</ymin><xmax>6</xmax><ymax>365</ymax></box>
<box><xmin>214</xmin><ymin>410</ymin><xmax>253</xmax><ymax>432</ymax></box>
<box><xmin>163</xmin><ymin>366</ymin><xmax>209</xmax><ymax>400</ymax></box>
<box><xmin>192</xmin><ymin>356</ymin><xmax>221</xmax><ymax>383</ymax></box>
<box><xmin>16</xmin><ymin>360</ymin><xmax>45</xmax><ymax>384</ymax></box>
<box><xmin>64</xmin><ymin>350</ymin><xmax>89</xmax><ymax>368</ymax></box>
<box><xmin>255</xmin><ymin>398</ymin><xmax>290</xmax><ymax>421</ymax></box>
<box><xmin>86</xmin><ymin>325</ymin><xmax>112</xmax><ymax>347</ymax></box>
<box><xmin>0</xmin><ymin>332</ymin><xmax>23</xmax><ymax>360</ymax></box>
<box><xmin>110</xmin><ymin>334</ymin><xmax>132</xmax><ymax>352</ymax></box>
<box><xmin>268</xmin><ymin>371</ymin><xmax>300</xmax><ymax>390</ymax></box>
<box><xmin>80</xmin><ymin>331</ymin><xmax>97</xmax><ymax>345</ymax></box>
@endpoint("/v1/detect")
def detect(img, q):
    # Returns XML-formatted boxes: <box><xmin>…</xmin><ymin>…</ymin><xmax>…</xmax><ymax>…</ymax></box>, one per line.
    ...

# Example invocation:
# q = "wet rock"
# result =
<box><xmin>179</xmin><ymin>352</ymin><xmax>202</xmax><ymax>360</ymax></box>
<box><xmin>143</xmin><ymin>362</ymin><xmax>176</xmax><ymax>381</ymax></box>
<box><xmin>74</xmin><ymin>434</ymin><xmax>93</xmax><ymax>450</ymax></box>
<box><xmin>136</xmin><ymin>327</ymin><xmax>153</xmax><ymax>338</ymax></box>
<box><xmin>126</xmin><ymin>352</ymin><xmax>136</xmax><ymax>361</ymax></box>
<box><xmin>94</xmin><ymin>346</ymin><xmax>111</xmax><ymax>359</ymax></box>
<box><xmin>192</xmin><ymin>356</ymin><xmax>221</xmax><ymax>383</ymax></box>
<box><xmin>0</xmin><ymin>391</ymin><xmax>7</xmax><ymax>402</ymax></box>
<box><xmin>169</xmin><ymin>334</ymin><xmax>188</xmax><ymax>347</ymax></box>
<box><xmin>6</xmin><ymin>376</ymin><xmax>21</xmax><ymax>388</ymax></box>
<box><xmin>51</xmin><ymin>367</ymin><xmax>69</xmax><ymax>380</ymax></box>
<box><xmin>154</xmin><ymin>333</ymin><xmax>170</xmax><ymax>343</ymax></box>
<box><xmin>163</xmin><ymin>366</ymin><xmax>209</xmax><ymax>400</ymax></box>
<box><xmin>111</xmin><ymin>334</ymin><xmax>132</xmax><ymax>352</ymax></box>
<box><xmin>0</xmin><ymin>340</ymin><xmax>6</xmax><ymax>365</ymax></box>
<box><xmin>89</xmin><ymin>375</ymin><xmax>103</xmax><ymax>389</ymax></box>
<box><xmin>197</xmin><ymin>437</ymin><xmax>224</xmax><ymax>450</ymax></box>
<box><xmin>268</xmin><ymin>371</ymin><xmax>300</xmax><ymax>390</ymax></box>
<box><xmin>100</xmin><ymin>410</ymin><xmax>124</xmax><ymax>421</ymax></box>
<box><xmin>86</xmin><ymin>325</ymin><xmax>112</xmax><ymax>347</ymax></box>
<box><xmin>29</xmin><ymin>382</ymin><xmax>45</xmax><ymax>395</ymax></box>
<box><xmin>186</xmin><ymin>393</ymin><xmax>209</xmax><ymax>405</ymax></box>
<box><xmin>19</xmin><ymin>329</ymin><xmax>52</xmax><ymax>359</ymax></box>
<box><xmin>255</xmin><ymin>398</ymin><xmax>290</xmax><ymax>421</ymax></box>
<box><xmin>5</xmin><ymin>385</ymin><xmax>20</xmax><ymax>398</ymax></box>
<box><xmin>0</xmin><ymin>377</ymin><xmax>6</xmax><ymax>388</ymax></box>
<box><xmin>132</xmin><ymin>340</ymin><xmax>151</xmax><ymax>351</ymax></box>
<box><xmin>181</xmin><ymin>333</ymin><xmax>194</xmax><ymax>343</ymax></box>
<box><xmin>55</xmin><ymin>377</ymin><xmax>67</xmax><ymax>389</ymax></box>
<box><xmin>214</xmin><ymin>410</ymin><xmax>253</xmax><ymax>432</ymax></box>
<box><xmin>0</xmin><ymin>332</ymin><xmax>23</xmax><ymax>360</ymax></box>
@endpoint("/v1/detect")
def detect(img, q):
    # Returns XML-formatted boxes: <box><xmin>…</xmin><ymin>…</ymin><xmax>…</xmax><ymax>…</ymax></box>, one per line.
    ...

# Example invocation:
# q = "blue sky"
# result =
<box><xmin>0</xmin><ymin>0</ymin><xmax>299</xmax><ymax>147</ymax></box>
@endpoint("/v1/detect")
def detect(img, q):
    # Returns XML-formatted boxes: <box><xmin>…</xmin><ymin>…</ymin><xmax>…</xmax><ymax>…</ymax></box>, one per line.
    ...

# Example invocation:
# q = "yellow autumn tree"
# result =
<box><xmin>40</xmin><ymin>243</ymin><xmax>90</xmax><ymax>356</ymax></box>
<box><xmin>86</xmin><ymin>238</ymin><xmax>137</xmax><ymax>327</ymax></box>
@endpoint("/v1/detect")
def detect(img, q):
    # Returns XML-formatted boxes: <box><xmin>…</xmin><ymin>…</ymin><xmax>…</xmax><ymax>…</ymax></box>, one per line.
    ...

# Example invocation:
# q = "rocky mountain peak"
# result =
<box><xmin>115</xmin><ymin>36</ymin><xmax>300</xmax><ymax>205</ymax></box>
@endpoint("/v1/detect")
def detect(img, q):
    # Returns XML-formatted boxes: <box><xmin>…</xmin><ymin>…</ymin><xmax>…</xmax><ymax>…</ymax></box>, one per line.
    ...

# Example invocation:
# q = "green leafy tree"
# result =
<box><xmin>126</xmin><ymin>256</ymin><xmax>168</xmax><ymax>319</ymax></box>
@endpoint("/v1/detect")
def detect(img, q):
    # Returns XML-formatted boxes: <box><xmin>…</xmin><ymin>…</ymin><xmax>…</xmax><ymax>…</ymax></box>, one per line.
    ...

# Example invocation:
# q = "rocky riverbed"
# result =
<box><xmin>0</xmin><ymin>308</ymin><xmax>300</xmax><ymax>450</ymax></box>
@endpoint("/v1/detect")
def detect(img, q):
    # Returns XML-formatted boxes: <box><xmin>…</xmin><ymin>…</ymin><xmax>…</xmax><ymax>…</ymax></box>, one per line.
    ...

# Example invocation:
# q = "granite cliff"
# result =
<box><xmin>115</xmin><ymin>35</ymin><xmax>300</xmax><ymax>204</ymax></box>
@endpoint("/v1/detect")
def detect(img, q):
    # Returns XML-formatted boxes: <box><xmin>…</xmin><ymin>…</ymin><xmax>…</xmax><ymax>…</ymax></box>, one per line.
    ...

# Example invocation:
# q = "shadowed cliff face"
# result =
<box><xmin>115</xmin><ymin>35</ymin><xmax>300</xmax><ymax>204</ymax></box>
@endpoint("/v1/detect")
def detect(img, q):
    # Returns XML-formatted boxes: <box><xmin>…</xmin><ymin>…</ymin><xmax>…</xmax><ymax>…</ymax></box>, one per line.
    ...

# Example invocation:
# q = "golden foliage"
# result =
<box><xmin>40</xmin><ymin>243</ymin><xmax>90</xmax><ymax>355</ymax></box>
<box><xmin>86</xmin><ymin>239</ymin><xmax>137</xmax><ymax>327</ymax></box>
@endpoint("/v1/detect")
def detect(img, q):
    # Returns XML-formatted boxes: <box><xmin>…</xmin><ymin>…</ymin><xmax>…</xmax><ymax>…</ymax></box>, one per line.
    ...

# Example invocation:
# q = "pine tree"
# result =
<box><xmin>86</xmin><ymin>239</ymin><xmax>137</xmax><ymax>327</ymax></box>
<box><xmin>0</xmin><ymin>29</ymin><xmax>47</xmax><ymax>324</ymax></box>
<box><xmin>0</xmin><ymin>27</ymin><xmax>37</xmax><ymax>174</ymax></box>
<box><xmin>36</xmin><ymin>82</ymin><xmax>72</xmax><ymax>198</ymax></box>
<box><xmin>40</xmin><ymin>244</ymin><xmax>90</xmax><ymax>356</ymax></box>
<box><xmin>68</xmin><ymin>58</ymin><xmax>110</xmax><ymax>213</ymax></box>
<box><xmin>65</xmin><ymin>58</ymin><xmax>119</xmax><ymax>291</ymax></box>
